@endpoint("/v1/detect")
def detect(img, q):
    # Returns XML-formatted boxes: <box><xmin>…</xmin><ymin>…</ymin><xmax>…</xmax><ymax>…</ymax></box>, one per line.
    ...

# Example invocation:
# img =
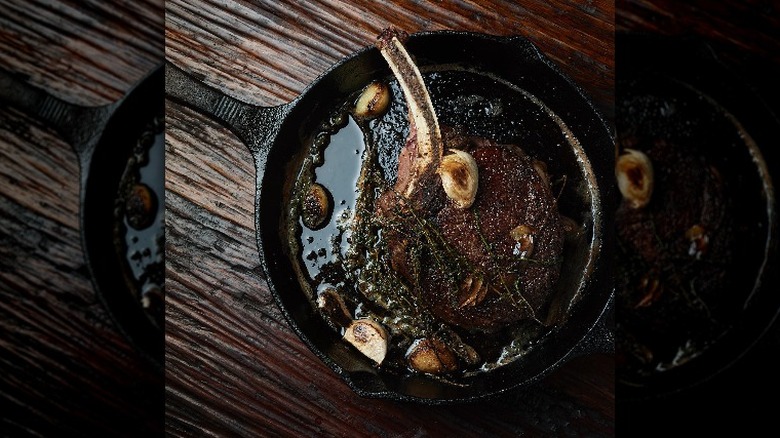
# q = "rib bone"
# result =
<box><xmin>377</xmin><ymin>28</ymin><xmax>443</xmax><ymax>198</ymax></box>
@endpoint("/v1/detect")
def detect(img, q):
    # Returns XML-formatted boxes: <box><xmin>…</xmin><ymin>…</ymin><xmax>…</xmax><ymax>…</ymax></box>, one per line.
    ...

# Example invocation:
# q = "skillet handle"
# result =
<box><xmin>164</xmin><ymin>62</ymin><xmax>292</xmax><ymax>168</ymax></box>
<box><xmin>0</xmin><ymin>67</ymin><xmax>114</xmax><ymax>162</ymax></box>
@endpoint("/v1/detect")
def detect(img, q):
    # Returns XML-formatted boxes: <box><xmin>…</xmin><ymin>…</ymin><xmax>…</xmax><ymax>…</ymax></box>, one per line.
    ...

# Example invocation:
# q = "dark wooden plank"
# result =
<box><xmin>165</xmin><ymin>1</ymin><xmax>615</xmax><ymax>436</ymax></box>
<box><xmin>616</xmin><ymin>0</ymin><xmax>780</xmax><ymax>127</ymax></box>
<box><xmin>0</xmin><ymin>0</ymin><xmax>164</xmax><ymax>435</ymax></box>
<box><xmin>0</xmin><ymin>107</ymin><xmax>163</xmax><ymax>435</ymax></box>
<box><xmin>165</xmin><ymin>0</ymin><xmax>614</xmax><ymax>120</ymax></box>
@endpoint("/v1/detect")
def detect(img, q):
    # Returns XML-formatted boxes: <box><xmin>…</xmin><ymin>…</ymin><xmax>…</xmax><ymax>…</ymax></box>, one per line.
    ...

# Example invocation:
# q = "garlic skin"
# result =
<box><xmin>616</xmin><ymin>149</ymin><xmax>654</xmax><ymax>209</ymax></box>
<box><xmin>438</xmin><ymin>149</ymin><xmax>478</xmax><ymax>209</ymax></box>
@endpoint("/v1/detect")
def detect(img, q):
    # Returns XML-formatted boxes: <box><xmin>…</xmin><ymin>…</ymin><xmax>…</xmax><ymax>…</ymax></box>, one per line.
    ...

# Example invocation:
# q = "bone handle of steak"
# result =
<box><xmin>378</xmin><ymin>30</ymin><xmax>443</xmax><ymax>198</ymax></box>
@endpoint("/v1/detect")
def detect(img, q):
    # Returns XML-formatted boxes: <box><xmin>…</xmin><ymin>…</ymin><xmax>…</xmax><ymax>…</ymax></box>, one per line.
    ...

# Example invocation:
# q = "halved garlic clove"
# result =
<box><xmin>354</xmin><ymin>81</ymin><xmax>391</xmax><ymax>119</ymax></box>
<box><xmin>438</xmin><ymin>149</ymin><xmax>478</xmax><ymax>209</ymax></box>
<box><xmin>616</xmin><ymin>149</ymin><xmax>654</xmax><ymax>209</ymax></box>
<box><xmin>343</xmin><ymin>319</ymin><xmax>388</xmax><ymax>365</ymax></box>
<box><xmin>406</xmin><ymin>338</ymin><xmax>459</xmax><ymax>374</ymax></box>
<box><xmin>302</xmin><ymin>183</ymin><xmax>332</xmax><ymax>230</ymax></box>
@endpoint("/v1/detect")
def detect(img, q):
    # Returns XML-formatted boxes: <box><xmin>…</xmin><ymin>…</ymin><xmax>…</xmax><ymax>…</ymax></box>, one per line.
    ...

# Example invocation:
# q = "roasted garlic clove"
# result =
<box><xmin>126</xmin><ymin>183</ymin><xmax>157</xmax><ymax>230</ymax></box>
<box><xmin>302</xmin><ymin>183</ymin><xmax>332</xmax><ymax>230</ymax></box>
<box><xmin>457</xmin><ymin>274</ymin><xmax>488</xmax><ymax>308</ymax></box>
<box><xmin>616</xmin><ymin>149</ymin><xmax>653</xmax><ymax>209</ymax></box>
<box><xmin>510</xmin><ymin>224</ymin><xmax>536</xmax><ymax>258</ymax></box>
<box><xmin>343</xmin><ymin>319</ymin><xmax>388</xmax><ymax>365</ymax></box>
<box><xmin>354</xmin><ymin>81</ymin><xmax>391</xmax><ymax>119</ymax></box>
<box><xmin>406</xmin><ymin>338</ymin><xmax>459</xmax><ymax>374</ymax></box>
<box><xmin>438</xmin><ymin>149</ymin><xmax>478</xmax><ymax>209</ymax></box>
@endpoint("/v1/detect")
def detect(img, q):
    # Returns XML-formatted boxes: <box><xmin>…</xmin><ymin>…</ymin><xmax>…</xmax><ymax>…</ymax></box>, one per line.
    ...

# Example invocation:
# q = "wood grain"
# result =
<box><xmin>0</xmin><ymin>0</ymin><xmax>164</xmax><ymax>105</ymax></box>
<box><xmin>165</xmin><ymin>0</ymin><xmax>615</xmax><ymax>436</ymax></box>
<box><xmin>616</xmin><ymin>0</ymin><xmax>780</xmax><ymax>60</ymax></box>
<box><xmin>0</xmin><ymin>107</ymin><xmax>163</xmax><ymax>436</ymax></box>
<box><xmin>166</xmin><ymin>0</ymin><xmax>614</xmax><ymax>120</ymax></box>
<box><xmin>0</xmin><ymin>0</ymin><xmax>164</xmax><ymax>435</ymax></box>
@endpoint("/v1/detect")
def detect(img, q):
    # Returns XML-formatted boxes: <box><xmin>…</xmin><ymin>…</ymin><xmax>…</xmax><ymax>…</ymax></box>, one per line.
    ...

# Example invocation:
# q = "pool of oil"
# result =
<box><xmin>299</xmin><ymin>115</ymin><xmax>365</xmax><ymax>285</ymax></box>
<box><xmin>115</xmin><ymin>114</ymin><xmax>164</xmax><ymax>330</ymax></box>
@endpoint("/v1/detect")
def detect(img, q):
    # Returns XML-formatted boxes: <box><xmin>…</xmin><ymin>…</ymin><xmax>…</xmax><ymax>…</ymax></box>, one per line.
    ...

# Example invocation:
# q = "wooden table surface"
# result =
<box><xmin>165</xmin><ymin>1</ymin><xmax>615</xmax><ymax>436</ymax></box>
<box><xmin>0</xmin><ymin>0</ymin><xmax>164</xmax><ymax>435</ymax></box>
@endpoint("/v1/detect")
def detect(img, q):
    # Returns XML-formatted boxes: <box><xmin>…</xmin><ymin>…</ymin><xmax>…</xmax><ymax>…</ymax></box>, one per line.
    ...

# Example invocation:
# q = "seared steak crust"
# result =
<box><xmin>379</xmin><ymin>127</ymin><xmax>564</xmax><ymax>332</ymax></box>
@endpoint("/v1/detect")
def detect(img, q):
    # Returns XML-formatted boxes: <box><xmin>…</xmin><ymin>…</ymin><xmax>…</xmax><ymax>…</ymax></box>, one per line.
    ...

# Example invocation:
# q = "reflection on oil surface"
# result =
<box><xmin>115</xmin><ymin>114</ymin><xmax>164</xmax><ymax>331</ymax></box>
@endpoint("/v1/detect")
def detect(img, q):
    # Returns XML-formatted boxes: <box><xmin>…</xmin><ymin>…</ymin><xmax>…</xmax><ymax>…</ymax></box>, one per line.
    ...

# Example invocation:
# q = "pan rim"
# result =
<box><xmin>82</xmin><ymin>65</ymin><xmax>165</xmax><ymax>370</ymax></box>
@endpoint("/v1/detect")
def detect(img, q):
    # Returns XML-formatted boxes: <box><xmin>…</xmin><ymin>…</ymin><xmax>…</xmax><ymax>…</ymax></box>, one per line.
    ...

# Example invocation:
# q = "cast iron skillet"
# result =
<box><xmin>166</xmin><ymin>31</ymin><xmax>615</xmax><ymax>403</ymax></box>
<box><xmin>615</xmin><ymin>33</ymin><xmax>779</xmax><ymax>401</ymax></box>
<box><xmin>0</xmin><ymin>66</ymin><xmax>164</xmax><ymax>368</ymax></box>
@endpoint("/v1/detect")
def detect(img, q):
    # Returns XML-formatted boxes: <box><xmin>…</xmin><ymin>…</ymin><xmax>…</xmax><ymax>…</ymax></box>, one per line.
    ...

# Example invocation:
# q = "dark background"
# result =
<box><xmin>616</xmin><ymin>0</ymin><xmax>780</xmax><ymax>435</ymax></box>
